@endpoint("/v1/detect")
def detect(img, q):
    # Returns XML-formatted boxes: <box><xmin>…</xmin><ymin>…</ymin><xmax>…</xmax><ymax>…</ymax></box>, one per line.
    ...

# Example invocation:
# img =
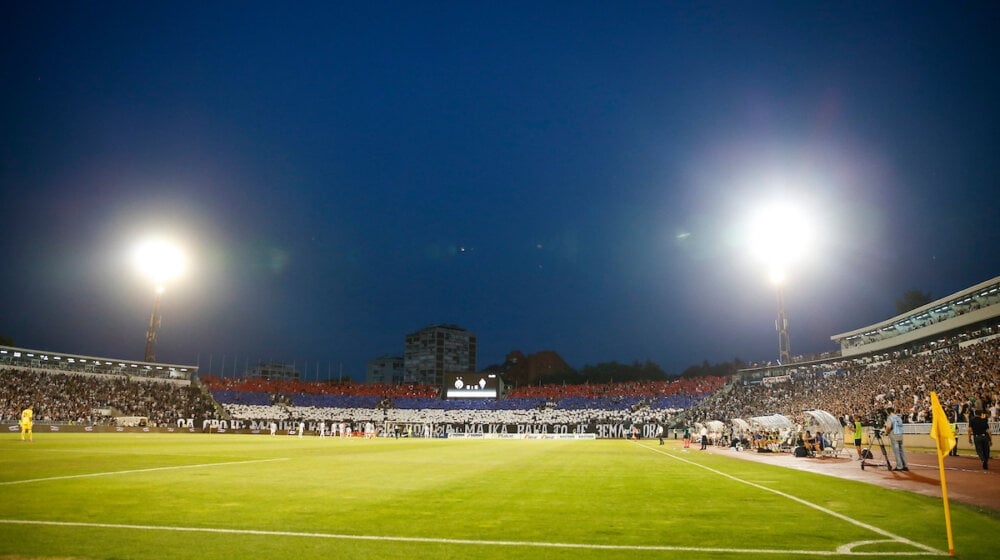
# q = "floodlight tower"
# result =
<box><xmin>772</xmin><ymin>270</ymin><xmax>791</xmax><ymax>365</ymax></box>
<box><xmin>750</xmin><ymin>202</ymin><xmax>811</xmax><ymax>366</ymax></box>
<box><xmin>144</xmin><ymin>286</ymin><xmax>164</xmax><ymax>362</ymax></box>
<box><xmin>133</xmin><ymin>238</ymin><xmax>185</xmax><ymax>363</ymax></box>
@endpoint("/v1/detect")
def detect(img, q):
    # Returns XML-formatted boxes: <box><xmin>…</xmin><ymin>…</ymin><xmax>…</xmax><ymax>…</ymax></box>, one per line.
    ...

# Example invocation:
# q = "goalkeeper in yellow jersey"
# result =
<box><xmin>20</xmin><ymin>405</ymin><xmax>33</xmax><ymax>442</ymax></box>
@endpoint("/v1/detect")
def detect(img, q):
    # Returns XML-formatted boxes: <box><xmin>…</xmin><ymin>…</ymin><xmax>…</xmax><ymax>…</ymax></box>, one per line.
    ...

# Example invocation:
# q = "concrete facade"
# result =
<box><xmin>403</xmin><ymin>324</ymin><xmax>477</xmax><ymax>386</ymax></box>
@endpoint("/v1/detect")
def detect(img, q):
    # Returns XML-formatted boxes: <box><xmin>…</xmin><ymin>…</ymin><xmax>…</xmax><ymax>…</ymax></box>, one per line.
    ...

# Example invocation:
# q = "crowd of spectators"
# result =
<box><xmin>7</xmin><ymin>319</ymin><xmax>998</xmax><ymax>440</ymax></box>
<box><xmin>688</xmin><ymin>337</ymin><xmax>1000</xmax><ymax>429</ymax></box>
<box><xmin>201</xmin><ymin>376</ymin><xmax>440</xmax><ymax>399</ymax></box>
<box><xmin>209</xmin><ymin>375</ymin><xmax>727</xmax><ymax>432</ymax></box>
<box><xmin>8</xmin><ymin>333</ymin><xmax>997</xmax><ymax>436</ymax></box>
<box><xmin>1</xmin><ymin>365</ymin><xmax>724</xmax><ymax>431</ymax></box>
<box><xmin>221</xmin><ymin>402</ymin><xmax>662</xmax><ymax>429</ymax></box>
<box><xmin>507</xmin><ymin>377</ymin><xmax>725</xmax><ymax>400</ymax></box>
<box><xmin>206</xmin><ymin>375</ymin><xmax>725</xmax><ymax>413</ymax></box>
<box><xmin>0</xmin><ymin>366</ymin><xmax>218</xmax><ymax>427</ymax></box>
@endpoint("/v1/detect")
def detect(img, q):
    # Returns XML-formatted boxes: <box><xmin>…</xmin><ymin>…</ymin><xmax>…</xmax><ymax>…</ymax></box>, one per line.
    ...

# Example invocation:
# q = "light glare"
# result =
<box><xmin>133</xmin><ymin>237</ymin><xmax>186</xmax><ymax>288</ymax></box>
<box><xmin>748</xmin><ymin>201</ymin><xmax>814</xmax><ymax>282</ymax></box>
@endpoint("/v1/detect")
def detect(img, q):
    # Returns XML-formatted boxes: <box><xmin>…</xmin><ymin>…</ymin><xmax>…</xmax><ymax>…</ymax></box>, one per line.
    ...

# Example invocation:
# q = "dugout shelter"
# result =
<box><xmin>802</xmin><ymin>409</ymin><xmax>847</xmax><ymax>456</ymax></box>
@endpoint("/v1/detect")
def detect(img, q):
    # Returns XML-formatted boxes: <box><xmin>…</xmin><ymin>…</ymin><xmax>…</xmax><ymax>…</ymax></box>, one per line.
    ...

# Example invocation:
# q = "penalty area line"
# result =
<box><xmin>0</xmin><ymin>519</ymin><xmax>944</xmax><ymax>556</ymax></box>
<box><xmin>0</xmin><ymin>457</ymin><xmax>290</xmax><ymax>486</ymax></box>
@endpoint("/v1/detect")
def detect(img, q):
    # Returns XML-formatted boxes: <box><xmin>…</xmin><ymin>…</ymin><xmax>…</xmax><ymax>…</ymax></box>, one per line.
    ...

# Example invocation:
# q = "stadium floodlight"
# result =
<box><xmin>133</xmin><ymin>237</ymin><xmax>186</xmax><ymax>290</ymax></box>
<box><xmin>748</xmin><ymin>201</ymin><xmax>813</xmax><ymax>284</ymax></box>
<box><xmin>748</xmin><ymin>201</ymin><xmax>813</xmax><ymax>365</ymax></box>
<box><xmin>133</xmin><ymin>237</ymin><xmax>186</xmax><ymax>363</ymax></box>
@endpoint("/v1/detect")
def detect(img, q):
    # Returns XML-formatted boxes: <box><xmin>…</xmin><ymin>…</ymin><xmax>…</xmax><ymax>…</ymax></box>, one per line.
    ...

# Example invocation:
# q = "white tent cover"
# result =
<box><xmin>749</xmin><ymin>414</ymin><xmax>795</xmax><ymax>431</ymax></box>
<box><xmin>803</xmin><ymin>409</ymin><xmax>843</xmax><ymax>437</ymax></box>
<box><xmin>704</xmin><ymin>420</ymin><xmax>725</xmax><ymax>433</ymax></box>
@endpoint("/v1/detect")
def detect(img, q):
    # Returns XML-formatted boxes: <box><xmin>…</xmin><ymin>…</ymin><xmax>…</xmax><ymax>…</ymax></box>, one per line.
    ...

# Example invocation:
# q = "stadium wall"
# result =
<box><xmin>9</xmin><ymin>421</ymin><xmax>994</xmax><ymax>442</ymax></box>
<box><xmin>5</xmin><ymin>420</ymin><xmax>660</xmax><ymax>439</ymax></box>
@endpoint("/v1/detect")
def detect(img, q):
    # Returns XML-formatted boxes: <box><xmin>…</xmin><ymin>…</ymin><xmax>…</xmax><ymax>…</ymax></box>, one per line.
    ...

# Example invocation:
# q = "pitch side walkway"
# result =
<box><xmin>690</xmin><ymin>443</ymin><xmax>998</xmax><ymax>512</ymax></box>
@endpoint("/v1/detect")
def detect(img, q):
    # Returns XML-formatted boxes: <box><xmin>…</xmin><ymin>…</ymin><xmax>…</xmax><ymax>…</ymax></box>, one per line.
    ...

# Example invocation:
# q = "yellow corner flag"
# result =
<box><xmin>930</xmin><ymin>391</ymin><xmax>956</xmax><ymax>458</ymax></box>
<box><xmin>929</xmin><ymin>391</ymin><xmax>956</xmax><ymax>555</ymax></box>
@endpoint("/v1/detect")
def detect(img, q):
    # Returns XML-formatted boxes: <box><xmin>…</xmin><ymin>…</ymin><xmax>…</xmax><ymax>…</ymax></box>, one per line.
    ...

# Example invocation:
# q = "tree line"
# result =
<box><xmin>531</xmin><ymin>358</ymin><xmax>745</xmax><ymax>386</ymax></box>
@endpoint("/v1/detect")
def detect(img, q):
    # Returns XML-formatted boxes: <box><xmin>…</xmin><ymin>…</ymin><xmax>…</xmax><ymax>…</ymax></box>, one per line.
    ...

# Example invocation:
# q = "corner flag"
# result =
<box><xmin>930</xmin><ymin>391</ymin><xmax>956</xmax><ymax>458</ymax></box>
<box><xmin>929</xmin><ymin>391</ymin><xmax>956</xmax><ymax>555</ymax></box>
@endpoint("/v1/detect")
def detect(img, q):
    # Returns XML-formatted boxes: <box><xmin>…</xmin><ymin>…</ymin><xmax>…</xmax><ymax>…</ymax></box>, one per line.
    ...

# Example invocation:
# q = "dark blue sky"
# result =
<box><xmin>2</xmin><ymin>2</ymin><xmax>998</xmax><ymax>379</ymax></box>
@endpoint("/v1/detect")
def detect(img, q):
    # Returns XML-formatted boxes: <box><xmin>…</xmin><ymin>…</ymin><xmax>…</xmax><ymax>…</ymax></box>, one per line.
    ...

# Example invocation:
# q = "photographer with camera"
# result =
<box><xmin>884</xmin><ymin>406</ymin><xmax>909</xmax><ymax>472</ymax></box>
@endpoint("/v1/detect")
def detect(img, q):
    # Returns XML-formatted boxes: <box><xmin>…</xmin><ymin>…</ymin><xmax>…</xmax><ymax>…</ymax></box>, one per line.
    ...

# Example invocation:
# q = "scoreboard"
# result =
<box><xmin>444</xmin><ymin>372</ymin><xmax>500</xmax><ymax>399</ymax></box>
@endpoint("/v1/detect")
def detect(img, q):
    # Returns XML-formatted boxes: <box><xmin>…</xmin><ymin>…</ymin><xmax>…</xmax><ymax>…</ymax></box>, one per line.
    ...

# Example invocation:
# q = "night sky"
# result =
<box><xmin>2</xmin><ymin>2</ymin><xmax>999</xmax><ymax>379</ymax></box>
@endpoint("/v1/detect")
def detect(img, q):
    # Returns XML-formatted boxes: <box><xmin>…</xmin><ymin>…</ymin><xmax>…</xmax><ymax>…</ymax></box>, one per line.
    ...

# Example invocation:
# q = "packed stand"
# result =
<box><xmin>0</xmin><ymin>366</ymin><xmax>219</xmax><ymax>427</ymax></box>
<box><xmin>211</xmin><ymin>375</ymin><xmax>727</xmax><ymax>430</ymax></box>
<box><xmin>688</xmin><ymin>337</ymin><xmax>1000</xmax><ymax>428</ymax></box>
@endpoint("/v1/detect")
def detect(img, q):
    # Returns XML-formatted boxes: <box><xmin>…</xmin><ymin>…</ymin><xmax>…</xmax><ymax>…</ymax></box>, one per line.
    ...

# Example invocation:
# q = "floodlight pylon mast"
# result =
<box><xmin>776</xmin><ymin>284</ymin><xmax>791</xmax><ymax>365</ymax></box>
<box><xmin>144</xmin><ymin>288</ymin><xmax>163</xmax><ymax>362</ymax></box>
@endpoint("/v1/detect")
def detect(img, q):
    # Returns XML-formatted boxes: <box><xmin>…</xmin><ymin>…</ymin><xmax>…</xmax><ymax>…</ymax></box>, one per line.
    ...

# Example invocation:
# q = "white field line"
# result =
<box><xmin>0</xmin><ymin>457</ymin><xmax>289</xmax><ymax>486</ymax></box>
<box><xmin>0</xmin><ymin>519</ymin><xmax>945</xmax><ymax>556</ymax></box>
<box><xmin>638</xmin><ymin>443</ymin><xmax>945</xmax><ymax>556</ymax></box>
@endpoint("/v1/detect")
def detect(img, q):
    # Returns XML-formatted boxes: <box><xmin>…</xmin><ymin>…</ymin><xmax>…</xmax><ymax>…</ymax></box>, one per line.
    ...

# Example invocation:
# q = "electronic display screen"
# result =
<box><xmin>445</xmin><ymin>373</ymin><xmax>499</xmax><ymax>399</ymax></box>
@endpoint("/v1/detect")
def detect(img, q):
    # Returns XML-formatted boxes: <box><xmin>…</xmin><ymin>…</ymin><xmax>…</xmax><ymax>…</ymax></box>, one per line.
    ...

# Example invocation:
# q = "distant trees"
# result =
<box><xmin>486</xmin><ymin>350</ymin><xmax>574</xmax><ymax>388</ymax></box>
<box><xmin>679</xmin><ymin>359</ymin><xmax>743</xmax><ymax>379</ymax></box>
<box><xmin>528</xmin><ymin>358</ymin><xmax>742</xmax><ymax>386</ymax></box>
<box><xmin>0</xmin><ymin>333</ymin><xmax>12</xmax><ymax>346</ymax></box>
<box><xmin>489</xmin><ymin>349</ymin><xmax>746</xmax><ymax>388</ymax></box>
<box><xmin>576</xmin><ymin>360</ymin><xmax>667</xmax><ymax>384</ymax></box>
<box><xmin>896</xmin><ymin>289</ymin><xmax>933</xmax><ymax>315</ymax></box>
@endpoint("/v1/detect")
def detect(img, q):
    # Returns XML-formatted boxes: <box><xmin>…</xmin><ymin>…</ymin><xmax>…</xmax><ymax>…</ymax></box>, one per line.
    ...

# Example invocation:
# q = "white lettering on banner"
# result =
<box><xmin>0</xmin><ymin>421</ymin><xmax>641</xmax><ymax>438</ymax></box>
<box><xmin>203</xmin><ymin>420</ymin><xmax>228</xmax><ymax>430</ymax></box>
<box><xmin>597</xmin><ymin>424</ymin><xmax>627</xmax><ymax>439</ymax></box>
<box><xmin>449</xmin><ymin>432</ymin><xmax>598</xmax><ymax>440</ymax></box>
<box><xmin>171</xmin><ymin>418</ymin><xmax>651</xmax><ymax>438</ymax></box>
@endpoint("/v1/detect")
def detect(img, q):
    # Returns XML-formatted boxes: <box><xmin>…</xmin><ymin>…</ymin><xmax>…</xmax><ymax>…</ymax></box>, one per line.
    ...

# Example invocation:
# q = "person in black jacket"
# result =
<box><xmin>968</xmin><ymin>409</ymin><xmax>993</xmax><ymax>470</ymax></box>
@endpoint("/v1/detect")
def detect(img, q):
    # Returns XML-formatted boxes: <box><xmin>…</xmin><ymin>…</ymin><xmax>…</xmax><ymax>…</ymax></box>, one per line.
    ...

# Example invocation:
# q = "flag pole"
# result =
<box><xmin>930</xmin><ymin>391</ymin><xmax>956</xmax><ymax>555</ymax></box>
<box><xmin>935</xmin><ymin>440</ymin><xmax>955</xmax><ymax>555</ymax></box>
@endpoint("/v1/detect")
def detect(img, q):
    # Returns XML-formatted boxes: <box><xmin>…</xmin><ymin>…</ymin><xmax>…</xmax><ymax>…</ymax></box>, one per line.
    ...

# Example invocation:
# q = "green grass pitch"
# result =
<box><xmin>1</xmin><ymin>434</ymin><xmax>996</xmax><ymax>559</ymax></box>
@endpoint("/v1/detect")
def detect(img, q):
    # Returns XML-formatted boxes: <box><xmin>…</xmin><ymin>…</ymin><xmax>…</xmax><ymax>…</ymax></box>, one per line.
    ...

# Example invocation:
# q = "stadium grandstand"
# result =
<box><xmin>3</xmin><ymin>275</ymin><xmax>998</xmax><ymax>444</ymax></box>
<box><xmin>0</xmin><ymin>348</ymin><xmax>215</xmax><ymax>428</ymax></box>
<box><xmin>832</xmin><ymin>275</ymin><xmax>1000</xmax><ymax>356</ymax></box>
<box><xmin>0</xmin><ymin>345</ymin><xmax>197</xmax><ymax>379</ymax></box>
<box><xmin>685</xmin><ymin>275</ymin><xmax>1000</xmax><ymax>451</ymax></box>
<box><xmin>202</xmin><ymin>375</ymin><xmax>725</xmax><ymax>438</ymax></box>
